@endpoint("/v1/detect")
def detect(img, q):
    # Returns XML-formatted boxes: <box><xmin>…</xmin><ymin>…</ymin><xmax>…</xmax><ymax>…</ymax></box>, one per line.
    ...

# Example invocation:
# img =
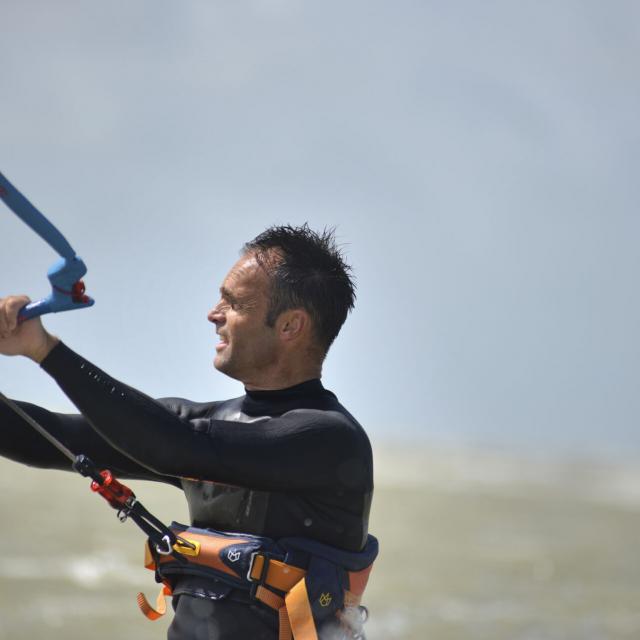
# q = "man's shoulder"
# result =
<box><xmin>281</xmin><ymin>403</ymin><xmax>370</xmax><ymax>448</ymax></box>
<box><xmin>282</xmin><ymin>403</ymin><xmax>359</xmax><ymax>427</ymax></box>
<box><xmin>157</xmin><ymin>396</ymin><xmax>237</xmax><ymax>419</ymax></box>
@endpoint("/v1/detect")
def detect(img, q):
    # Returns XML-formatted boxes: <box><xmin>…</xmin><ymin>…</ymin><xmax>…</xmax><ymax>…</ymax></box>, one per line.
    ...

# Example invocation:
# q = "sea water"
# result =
<box><xmin>0</xmin><ymin>446</ymin><xmax>638</xmax><ymax>640</ymax></box>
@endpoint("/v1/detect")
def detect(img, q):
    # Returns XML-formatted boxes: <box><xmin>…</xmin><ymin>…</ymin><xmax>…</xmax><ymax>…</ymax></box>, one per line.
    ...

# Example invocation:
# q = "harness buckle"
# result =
<box><xmin>247</xmin><ymin>551</ymin><xmax>274</xmax><ymax>599</ymax></box>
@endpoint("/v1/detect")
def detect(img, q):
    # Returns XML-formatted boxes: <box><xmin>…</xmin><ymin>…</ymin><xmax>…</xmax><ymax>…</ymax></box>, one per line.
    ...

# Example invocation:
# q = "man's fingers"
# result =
<box><xmin>0</xmin><ymin>298</ymin><xmax>9</xmax><ymax>337</ymax></box>
<box><xmin>7</xmin><ymin>296</ymin><xmax>30</xmax><ymax>329</ymax></box>
<box><xmin>0</xmin><ymin>295</ymin><xmax>31</xmax><ymax>337</ymax></box>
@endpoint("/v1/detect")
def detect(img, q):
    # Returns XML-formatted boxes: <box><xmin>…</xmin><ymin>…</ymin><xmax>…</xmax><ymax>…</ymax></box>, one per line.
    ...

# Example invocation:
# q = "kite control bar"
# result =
<box><xmin>0</xmin><ymin>171</ymin><xmax>94</xmax><ymax>321</ymax></box>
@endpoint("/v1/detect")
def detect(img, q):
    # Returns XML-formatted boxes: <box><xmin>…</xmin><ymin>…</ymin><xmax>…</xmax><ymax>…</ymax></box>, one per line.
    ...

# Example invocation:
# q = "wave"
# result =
<box><xmin>373</xmin><ymin>444</ymin><xmax>640</xmax><ymax>508</ymax></box>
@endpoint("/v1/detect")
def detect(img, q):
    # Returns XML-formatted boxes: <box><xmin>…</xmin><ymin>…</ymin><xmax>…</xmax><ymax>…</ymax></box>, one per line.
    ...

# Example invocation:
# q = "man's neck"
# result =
<box><xmin>243</xmin><ymin>362</ymin><xmax>322</xmax><ymax>391</ymax></box>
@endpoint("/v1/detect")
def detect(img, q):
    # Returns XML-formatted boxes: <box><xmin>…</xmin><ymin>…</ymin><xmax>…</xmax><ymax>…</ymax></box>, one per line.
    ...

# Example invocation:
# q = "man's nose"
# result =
<box><xmin>207</xmin><ymin>303</ymin><xmax>225</xmax><ymax>325</ymax></box>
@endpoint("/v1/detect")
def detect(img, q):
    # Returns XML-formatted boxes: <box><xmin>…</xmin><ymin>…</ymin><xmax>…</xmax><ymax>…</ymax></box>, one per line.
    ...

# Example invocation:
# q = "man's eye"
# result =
<box><xmin>216</xmin><ymin>301</ymin><xmax>234</xmax><ymax>313</ymax></box>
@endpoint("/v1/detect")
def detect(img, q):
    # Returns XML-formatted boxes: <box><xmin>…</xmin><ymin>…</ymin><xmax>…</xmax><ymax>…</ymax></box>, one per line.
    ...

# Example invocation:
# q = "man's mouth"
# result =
<box><xmin>216</xmin><ymin>334</ymin><xmax>229</xmax><ymax>352</ymax></box>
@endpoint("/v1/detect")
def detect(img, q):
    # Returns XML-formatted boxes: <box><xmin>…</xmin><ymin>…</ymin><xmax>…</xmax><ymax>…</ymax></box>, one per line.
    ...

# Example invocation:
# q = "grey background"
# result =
<box><xmin>1</xmin><ymin>0</ymin><xmax>638</xmax><ymax>456</ymax></box>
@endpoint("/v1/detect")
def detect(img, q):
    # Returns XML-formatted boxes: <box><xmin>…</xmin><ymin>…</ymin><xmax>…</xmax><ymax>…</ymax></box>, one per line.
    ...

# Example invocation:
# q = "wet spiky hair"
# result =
<box><xmin>243</xmin><ymin>224</ymin><xmax>356</xmax><ymax>354</ymax></box>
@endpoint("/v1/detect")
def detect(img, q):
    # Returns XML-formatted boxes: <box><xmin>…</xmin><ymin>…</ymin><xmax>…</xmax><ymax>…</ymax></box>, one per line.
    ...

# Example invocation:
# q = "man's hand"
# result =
<box><xmin>0</xmin><ymin>295</ymin><xmax>59</xmax><ymax>363</ymax></box>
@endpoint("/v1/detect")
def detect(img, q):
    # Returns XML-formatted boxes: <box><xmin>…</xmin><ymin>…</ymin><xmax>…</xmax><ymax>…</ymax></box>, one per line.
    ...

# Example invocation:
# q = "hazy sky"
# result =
<box><xmin>1</xmin><ymin>1</ymin><xmax>638</xmax><ymax>456</ymax></box>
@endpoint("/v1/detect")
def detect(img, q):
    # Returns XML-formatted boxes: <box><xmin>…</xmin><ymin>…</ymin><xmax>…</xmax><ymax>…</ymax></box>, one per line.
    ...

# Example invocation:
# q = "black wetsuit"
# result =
<box><xmin>0</xmin><ymin>342</ymin><xmax>373</xmax><ymax>639</ymax></box>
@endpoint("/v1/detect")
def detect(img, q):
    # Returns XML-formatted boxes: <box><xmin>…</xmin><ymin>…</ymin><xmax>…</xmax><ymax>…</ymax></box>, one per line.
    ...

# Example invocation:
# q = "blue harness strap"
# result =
<box><xmin>0</xmin><ymin>171</ymin><xmax>94</xmax><ymax>320</ymax></box>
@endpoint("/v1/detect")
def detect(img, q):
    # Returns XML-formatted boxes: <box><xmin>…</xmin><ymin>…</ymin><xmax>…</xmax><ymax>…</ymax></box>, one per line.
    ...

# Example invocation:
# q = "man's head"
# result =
<box><xmin>208</xmin><ymin>224</ymin><xmax>356</xmax><ymax>389</ymax></box>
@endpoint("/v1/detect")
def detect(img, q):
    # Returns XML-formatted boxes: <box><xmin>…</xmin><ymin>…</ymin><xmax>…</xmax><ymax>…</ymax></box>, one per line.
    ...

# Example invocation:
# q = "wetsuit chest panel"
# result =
<box><xmin>182</xmin><ymin>479</ymin><xmax>271</xmax><ymax>534</ymax></box>
<box><xmin>180</xmin><ymin>397</ymin><xmax>273</xmax><ymax>533</ymax></box>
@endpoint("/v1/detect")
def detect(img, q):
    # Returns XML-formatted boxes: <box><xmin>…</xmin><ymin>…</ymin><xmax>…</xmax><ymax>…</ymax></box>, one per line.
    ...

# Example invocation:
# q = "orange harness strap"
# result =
<box><xmin>252</xmin><ymin>579</ymin><xmax>317</xmax><ymax>640</ymax></box>
<box><xmin>253</xmin><ymin>586</ymin><xmax>291</xmax><ymax>640</ymax></box>
<box><xmin>284</xmin><ymin>578</ymin><xmax>319</xmax><ymax>640</ymax></box>
<box><xmin>278</xmin><ymin>607</ymin><xmax>293</xmax><ymax>640</ymax></box>
<box><xmin>249</xmin><ymin>554</ymin><xmax>307</xmax><ymax>588</ymax></box>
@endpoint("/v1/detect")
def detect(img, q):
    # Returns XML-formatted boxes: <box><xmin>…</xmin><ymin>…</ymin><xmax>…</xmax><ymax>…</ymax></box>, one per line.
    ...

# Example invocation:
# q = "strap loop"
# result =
<box><xmin>137</xmin><ymin>584</ymin><xmax>172</xmax><ymax>621</ymax></box>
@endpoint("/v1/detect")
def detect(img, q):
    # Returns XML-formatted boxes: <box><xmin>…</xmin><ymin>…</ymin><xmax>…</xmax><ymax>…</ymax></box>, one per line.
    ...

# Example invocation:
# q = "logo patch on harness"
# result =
<box><xmin>227</xmin><ymin>549</ymin><xmax>241</xmax><ymax>563</ymax></box>
<box><xmin>319</xmin><ymin>592</ymin><xmax>333</xmax><ymax>607</ymax></box>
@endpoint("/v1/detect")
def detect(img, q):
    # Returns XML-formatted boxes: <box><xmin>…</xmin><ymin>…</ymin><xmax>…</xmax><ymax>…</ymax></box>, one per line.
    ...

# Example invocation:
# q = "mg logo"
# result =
<box><xmin>319</xmin><ymin>592</ymin><xmax>333</xmax><ymax>607</ymax></box>
<box><xmin>227</xmin><ymin>549</ymin><xmax>241</xmax><ymax>563</ymax></box>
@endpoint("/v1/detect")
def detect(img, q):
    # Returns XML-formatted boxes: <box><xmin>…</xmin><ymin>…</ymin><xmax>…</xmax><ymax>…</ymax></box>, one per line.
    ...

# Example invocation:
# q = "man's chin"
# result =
<box><xmin>214</xmin><ymin>355</ymin><xmax>241</xmax><ymax>380</ymax></box>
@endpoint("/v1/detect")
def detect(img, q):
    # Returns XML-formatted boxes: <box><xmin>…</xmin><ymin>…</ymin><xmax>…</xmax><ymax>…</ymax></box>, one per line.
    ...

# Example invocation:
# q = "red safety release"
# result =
<box><xmin>91</xmin><ymin>469</ymin><xmax>135</xmax><ymax>510</ymax></box>
<box><xmin>72</xmin><ymin>280</ymin><xmax>90</xmax><ymax>304</ymax></box>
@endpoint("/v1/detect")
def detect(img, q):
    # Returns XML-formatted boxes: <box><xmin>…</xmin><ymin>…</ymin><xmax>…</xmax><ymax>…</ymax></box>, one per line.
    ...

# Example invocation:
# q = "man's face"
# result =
<box><xmin>208</xmin><ymin>253</ymin><xmax>279</xmax><ymax>382</ymax></box>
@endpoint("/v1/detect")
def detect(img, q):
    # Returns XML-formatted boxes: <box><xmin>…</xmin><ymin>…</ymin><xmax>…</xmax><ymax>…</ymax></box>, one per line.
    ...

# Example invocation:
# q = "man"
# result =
<box><xmin>0</xmin><ymin>224</ymin><xmax>374</xmax><ymax>640</ymax></box>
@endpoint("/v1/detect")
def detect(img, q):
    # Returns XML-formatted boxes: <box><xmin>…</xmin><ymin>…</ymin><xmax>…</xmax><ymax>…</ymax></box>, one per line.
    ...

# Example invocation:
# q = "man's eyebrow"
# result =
<box><xmin>220</xmin><ymin>286</ymin><xmax>239</xmax><ymax>302</ymax></box>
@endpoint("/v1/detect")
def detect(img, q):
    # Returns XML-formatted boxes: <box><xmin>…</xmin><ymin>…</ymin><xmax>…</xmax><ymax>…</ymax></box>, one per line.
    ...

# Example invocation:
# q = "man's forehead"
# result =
<box><xmin>220</xmin><ymin>254</ymin><xmax>268</xmax><ymax>295</ymax></box>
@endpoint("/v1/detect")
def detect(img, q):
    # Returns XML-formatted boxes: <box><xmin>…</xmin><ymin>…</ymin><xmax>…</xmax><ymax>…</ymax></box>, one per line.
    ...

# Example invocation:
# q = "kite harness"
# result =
<box><xmin>140</xmin><ymin>523</ymin><xmax>377</xmax><ymax>640</ymax></box>
<box><xmin>0</xmin><ymin>173</ymin><xmax>377</xmax><ymax>640</ymax></box>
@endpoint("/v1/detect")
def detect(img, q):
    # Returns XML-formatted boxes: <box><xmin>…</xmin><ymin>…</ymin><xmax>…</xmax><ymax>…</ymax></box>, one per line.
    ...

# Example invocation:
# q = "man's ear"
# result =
<box><xmin>277</xmin><ymin>309</ymin><xmax>310</xmax><ymax>342</ymax></box>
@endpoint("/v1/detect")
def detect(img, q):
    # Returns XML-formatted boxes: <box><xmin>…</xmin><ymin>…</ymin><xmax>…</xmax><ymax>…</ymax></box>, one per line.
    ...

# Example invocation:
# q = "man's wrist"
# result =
<box><xmin>29</xmin><ymin>333</ymin><xmax>60</xmax><ymax>364</ymax></box>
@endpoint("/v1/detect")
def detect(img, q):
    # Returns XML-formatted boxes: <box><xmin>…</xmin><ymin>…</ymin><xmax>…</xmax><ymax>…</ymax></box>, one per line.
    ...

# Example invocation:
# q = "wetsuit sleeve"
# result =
<box><xmin>0</xmin><ymin>398</ymin><xmax>181</xmax><ymax>484</ymax></box>
<box><xmin>40</xmin><ymin>342</ymin><xmax>368</xmax><ymax>492</ymax></box>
